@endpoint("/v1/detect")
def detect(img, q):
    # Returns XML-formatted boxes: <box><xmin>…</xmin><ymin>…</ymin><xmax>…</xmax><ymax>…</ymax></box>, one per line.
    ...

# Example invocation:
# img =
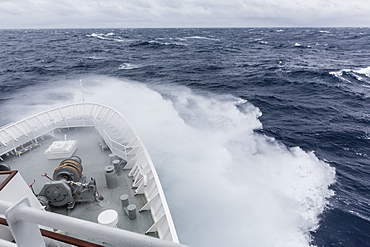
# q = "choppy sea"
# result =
<box><xmin>0</xmin><ymin>28</ymin><xmax>369</xmax><ymax>247</ymax></box>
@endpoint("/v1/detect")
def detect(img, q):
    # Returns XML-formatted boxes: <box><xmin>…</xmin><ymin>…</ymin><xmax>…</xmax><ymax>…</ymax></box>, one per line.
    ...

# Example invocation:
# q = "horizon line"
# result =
<box><xmin>1</xmin><ymin>26</ymin><xmax>370</xmax><ymax>30</ymax></box>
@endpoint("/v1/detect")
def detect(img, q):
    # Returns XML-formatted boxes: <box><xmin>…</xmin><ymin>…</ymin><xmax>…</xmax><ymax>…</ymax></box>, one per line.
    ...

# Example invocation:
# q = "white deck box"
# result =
<box><xmin>44</xmin><ymin>140</ymin><xmax>77</xmax><ymax>159</ymax></box>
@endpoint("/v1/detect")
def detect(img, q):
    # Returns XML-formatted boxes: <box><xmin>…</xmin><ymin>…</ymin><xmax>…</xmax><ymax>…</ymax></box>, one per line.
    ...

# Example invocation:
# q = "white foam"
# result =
<box><xmin>87</xmin><ymin>32</ymin><xmax>127</xmax><ymax>43</ymax></box>
<box><xmin>2</xmin><ymin>76</ymin><xmax>336</xmax><ymax>247</ymax></box>
<box><xmin>185</xmin><ymin>36</ymin><xmax>221</xmax><ymax>41</ymax></box>
<box><xmin>329</xmin><ymin>69</ymin><xmax>351</xmax><ymax>83</ymax></box>
<box><xmin>330</xmin><ymin>66</ymin><xmax>370</xmax><ymax>83</ymax></box>
<box><xmin>354</xmin><ymin>66</ymin><xmax>370</xmax><ymax>78</ymax></box>
<box><xmin>118</xmin><ymin>63</ymin><xmax>140</xmax><ymax>70</ymax></box>
<box><xmin>87</xmin><ymin>56</ymin><xmax>105</xmax><ymax>60</ymax></box>
<box><xmin>87</xmin><ymin>33</ymin><xmax>109</xmax><ymax>40</ymax></box>
<box><xmin>148</xmin><ymin>40</ymin><xmax>186</xmax><ymax>46</ymax></box>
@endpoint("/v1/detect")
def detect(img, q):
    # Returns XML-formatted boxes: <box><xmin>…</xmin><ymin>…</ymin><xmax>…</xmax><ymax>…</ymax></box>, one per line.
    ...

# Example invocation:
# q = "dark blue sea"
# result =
<box><xmin>0</xmin><ymin>28</ymin><xmax>369</xmax><ymax>247</ymax></box>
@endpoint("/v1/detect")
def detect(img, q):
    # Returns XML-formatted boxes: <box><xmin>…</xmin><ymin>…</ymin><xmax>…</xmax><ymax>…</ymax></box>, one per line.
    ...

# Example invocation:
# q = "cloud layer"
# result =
<box><xmin>1</xmin><ymin>0</ymin><xmax>370</xmax><ymax>28</ymax></box>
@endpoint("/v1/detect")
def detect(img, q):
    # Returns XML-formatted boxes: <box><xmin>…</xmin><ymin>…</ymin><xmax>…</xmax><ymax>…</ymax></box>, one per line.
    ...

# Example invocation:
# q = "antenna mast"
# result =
<box><xmin>79</xmin><ymin>79</ymin><xmax>85</xmax><ymax>102</ymax></box>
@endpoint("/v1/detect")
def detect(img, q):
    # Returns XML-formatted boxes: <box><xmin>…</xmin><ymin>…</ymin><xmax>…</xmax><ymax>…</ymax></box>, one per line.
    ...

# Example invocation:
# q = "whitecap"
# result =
<box><xmin>87</xmin><ymin>32</ymin><xmax>122</xmax><ymax>42</ymax></box>
<box><xmin>148</xmin><ymin>40</ymin><xmax>186</xmax><ymax>46</ymax></box>
<box><xmin>330</xmin><ymin>66</ymin><xmax>370</xmax><ymax>82</ymax></box>
<box><xmin>184</xmin><ymin>36</ymin><xmax>220</xmax><ymax>41</ymax></box>
<box><xmin>355</xmin><ymin>152</ymin><xmax>368</xmax><ymax>157</ymax></box>
<box><xmin>353</xmin><ymin>66</ymin><xmax>370</xmax><ymax>78</ymax></box>
<box><xmin>329</xmin><ymin>69</ymin><xmax>350</xmax><ymax>78</ymax></box>
<box><xmin>87</xmin><ymin>33</ymin><xmax>109</xmax><ymax>40</ymax></box>
<box><xmin>329</xmin><ymin>69</ymin><xmax>352</xmax><ymax>83</ymax></box>
<box><xmin>329</xmin><ymin>68</ymin><xmax>370</xmax><ymax>98</ymax></box>
<box><xmin>87</xmin><ymin>56</ymin><xmax>105</xmax><ymax>60</ymax></box>
<box><xmin>112</xmin><ymin>38</ymin><xmax>126</xmax><ymax>42</ymax></box>
<box><xmin>118</xmin><ymin>63</ymin><xmax>140</xmax><ymax>70</ymax></box>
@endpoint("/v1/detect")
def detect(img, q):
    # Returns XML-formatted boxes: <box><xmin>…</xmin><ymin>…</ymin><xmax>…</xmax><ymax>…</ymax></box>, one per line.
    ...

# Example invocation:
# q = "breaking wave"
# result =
<box><xmin>329</xmin><ymin>66</ymin><xmax>370</xmax><ymax>81</ymax></box>
<box><xmin>329</xmin><ymin>66</ymin><xmax>370</xmax><ymax>98</ymax></box>
<box><xmin>87</xmin><ymin>32</ymin><xmax>132</xmax><ymax>42</ymax></box>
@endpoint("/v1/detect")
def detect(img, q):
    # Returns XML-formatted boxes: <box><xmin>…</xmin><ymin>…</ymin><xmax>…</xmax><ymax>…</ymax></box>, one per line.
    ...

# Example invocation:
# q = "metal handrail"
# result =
<box><xmin>0</xmin><ymin>198</ymin><xmax>186</xmax><ymax>247</ymax></box>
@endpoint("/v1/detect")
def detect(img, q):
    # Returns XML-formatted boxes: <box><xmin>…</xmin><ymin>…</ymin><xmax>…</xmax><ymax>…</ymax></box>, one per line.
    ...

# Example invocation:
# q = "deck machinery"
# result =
<box><xmin>37</xmin><ymin>156</ymin><xmax>99</xmax><ymax>210</ymax></box>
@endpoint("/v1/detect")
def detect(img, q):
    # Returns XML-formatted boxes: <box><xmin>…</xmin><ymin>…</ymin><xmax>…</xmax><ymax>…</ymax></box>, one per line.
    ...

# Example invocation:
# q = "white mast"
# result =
<box><xmin>79</xmin><ymin>79</ymin><xmax>85</xmax><ymax>102</ymax></box>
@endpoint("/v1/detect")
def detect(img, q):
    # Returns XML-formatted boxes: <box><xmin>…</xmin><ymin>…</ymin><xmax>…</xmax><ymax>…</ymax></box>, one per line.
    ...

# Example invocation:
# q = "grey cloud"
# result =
<box><xmin>0</xmin><ymin>0</ymin><xmax>369</xmax><ymax>28</ymax></box>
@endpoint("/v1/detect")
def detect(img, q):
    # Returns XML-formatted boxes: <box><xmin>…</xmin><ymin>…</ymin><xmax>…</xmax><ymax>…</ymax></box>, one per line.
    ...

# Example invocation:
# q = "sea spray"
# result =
<box><xmin>2</xmin><ymin>76</ymin><xmax>336</xmax><ymax>247</ymax></box>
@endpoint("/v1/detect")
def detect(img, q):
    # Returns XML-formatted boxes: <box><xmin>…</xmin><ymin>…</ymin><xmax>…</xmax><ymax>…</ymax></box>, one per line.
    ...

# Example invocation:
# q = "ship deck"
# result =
<box><xmin>1</xmin><ymin>126</ymin><xmax>156</xmax><ymax>244</ymax></box>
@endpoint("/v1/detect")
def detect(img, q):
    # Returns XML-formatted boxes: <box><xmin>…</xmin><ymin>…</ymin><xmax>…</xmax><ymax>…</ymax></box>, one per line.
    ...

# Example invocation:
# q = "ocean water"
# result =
<box><xmin>0</xmin><ymin>28</ymin><xmax>369</xmax><ymax>247</ymax></box>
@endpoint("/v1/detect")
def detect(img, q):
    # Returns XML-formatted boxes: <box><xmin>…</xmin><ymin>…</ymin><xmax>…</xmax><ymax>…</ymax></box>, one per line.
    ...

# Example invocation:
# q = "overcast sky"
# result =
<box><xmin>1</xmin><ymin>0</ymin><xmax>369</xmax><ymax>29</ymax></box>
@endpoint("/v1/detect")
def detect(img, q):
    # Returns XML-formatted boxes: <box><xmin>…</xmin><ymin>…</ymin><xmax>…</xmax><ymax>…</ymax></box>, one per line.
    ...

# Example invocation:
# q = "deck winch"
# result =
<box><xmin>38</xmin><ymin>156</ymin><xmax>99</xmax><ymax>210</ymax></box>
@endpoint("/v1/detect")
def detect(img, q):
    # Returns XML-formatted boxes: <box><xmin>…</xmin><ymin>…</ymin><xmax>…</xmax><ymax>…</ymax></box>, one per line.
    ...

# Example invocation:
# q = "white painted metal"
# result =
<box><xmin>0</xmin><ymin>172</ymin><xmax>44</xmax><ymax>210</ymax></box>
<box><xmin>0</xmin><ymin>198</ymin><xmax>186</xmax><ymax>247</ymax></box>
<box><xmin>0</xmin><ymin>238</ymin><xmax>17</xmax><ymax>247</ymax></box>
<box><xmin>0</xmin><ymin>102</ymin><xmax>179</xmax><ymax>243</ymax></box>
<box><xmin>5</xmin><ymin>198</ymin><xmax>46</xmax><ymax>247</ymax></box>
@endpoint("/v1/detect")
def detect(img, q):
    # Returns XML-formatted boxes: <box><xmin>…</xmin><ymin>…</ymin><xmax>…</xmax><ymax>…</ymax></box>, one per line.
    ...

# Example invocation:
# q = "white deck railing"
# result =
<box><xmin>0</xmin><ymin>102</ymin><xmax>179</xmax><ymax>244</ymax></box>
<box><xmin>0</xmin><ymin>198</ymin><xmax>186</xmax><ymax>247</ymax></box>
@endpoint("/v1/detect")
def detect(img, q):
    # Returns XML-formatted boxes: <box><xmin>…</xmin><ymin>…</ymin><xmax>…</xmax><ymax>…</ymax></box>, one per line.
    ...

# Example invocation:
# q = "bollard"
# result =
<box><xmin>108</xmin><ymin>153</ymin><xmax>116</xmax><ymax>163</ymax></box>
<box><xmin>120</xmin><ymin>194</ymin><xmax>129</xmax><ymax>208</ymax></box>
<box><xmin>127</xmin><ymin>204</ymin><xmax>136</xmax><ymax>220</ymax></box>
<box><xmin>104</xmin><ymin>165</ymin><xmax>118</xmax><ymax>189</ymax></box>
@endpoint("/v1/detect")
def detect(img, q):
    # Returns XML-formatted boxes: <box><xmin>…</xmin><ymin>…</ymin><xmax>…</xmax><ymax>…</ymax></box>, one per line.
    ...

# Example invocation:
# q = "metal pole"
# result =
<box><xmin>80</xmin><ymin>79</ymin><xmax>85</xmax><ymax>103</ymax></box>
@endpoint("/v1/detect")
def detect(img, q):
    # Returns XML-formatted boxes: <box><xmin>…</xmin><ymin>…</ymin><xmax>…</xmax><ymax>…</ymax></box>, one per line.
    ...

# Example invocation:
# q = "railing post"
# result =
<box><xmin>0</xmin><ymin>239</ymin><xmax>17</xmax><ymax>247</ymax></box>
<box><xmin>5</xmin><ymin>198</ymin><xmax>45</xmax><ymax>247</ymax></box>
